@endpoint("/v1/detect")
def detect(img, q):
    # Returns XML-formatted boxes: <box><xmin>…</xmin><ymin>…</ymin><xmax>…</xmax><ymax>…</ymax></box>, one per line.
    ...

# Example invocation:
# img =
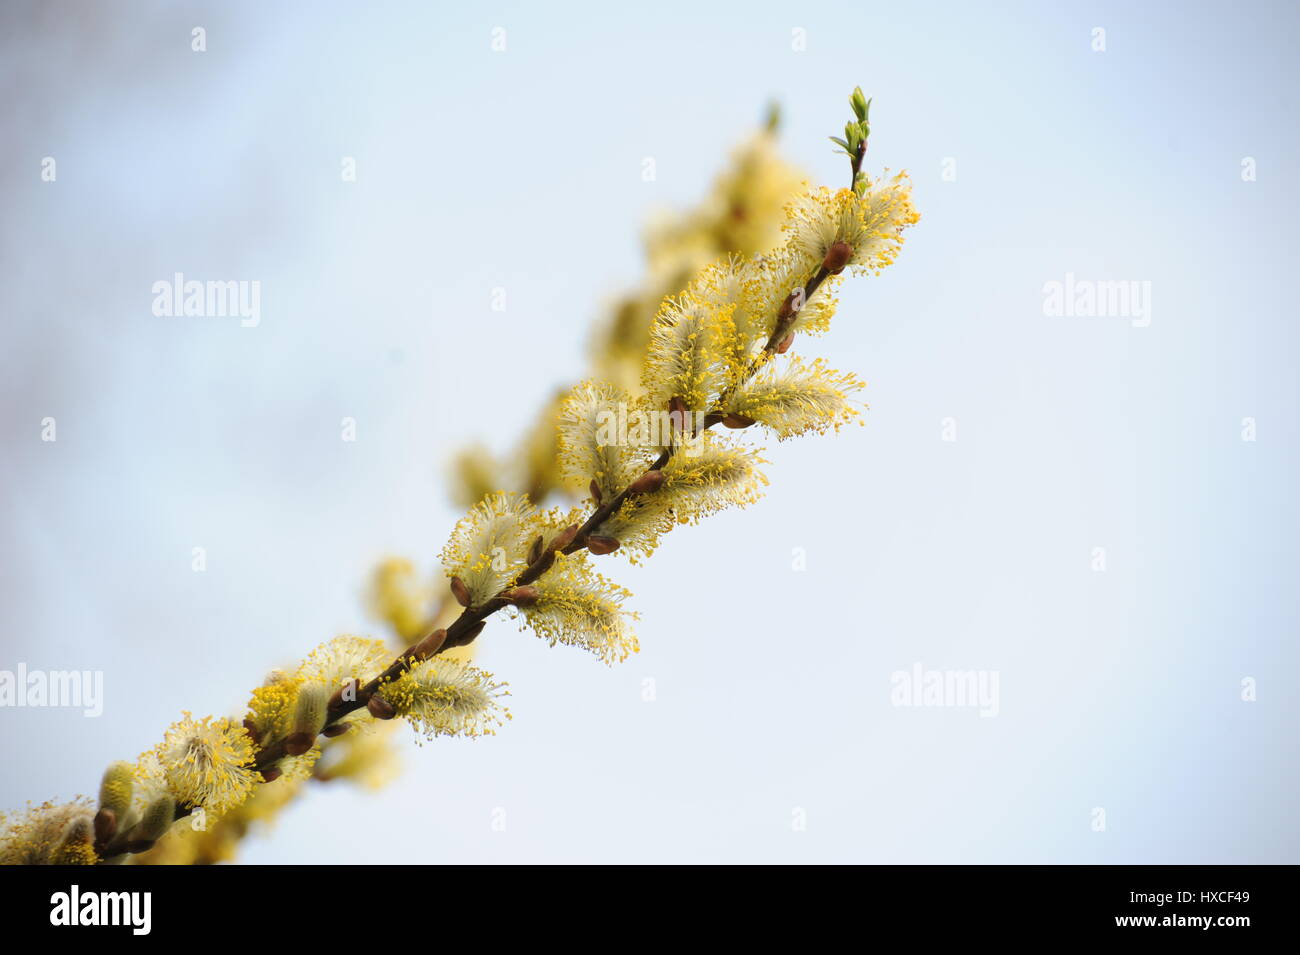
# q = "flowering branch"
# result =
<box><xmin>447</xmin><ymin>110</ymin><xmax>804</xmax><ymax>510</ymax></box>
<box><xmin>1</xmin><ymin>87</ymin><xmax>918</xmax><ymax>866</ymax></box>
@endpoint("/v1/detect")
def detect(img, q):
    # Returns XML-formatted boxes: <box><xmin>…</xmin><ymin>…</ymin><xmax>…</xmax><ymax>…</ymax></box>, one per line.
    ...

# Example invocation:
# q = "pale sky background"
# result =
<box><xmin>1</xmin><ymin>0</ymin><xmax>1297</xmax><ymax>863</ymax></box>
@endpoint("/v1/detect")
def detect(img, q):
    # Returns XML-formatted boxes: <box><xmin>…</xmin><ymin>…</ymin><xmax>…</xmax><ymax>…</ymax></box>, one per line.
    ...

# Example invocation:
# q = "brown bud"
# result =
<box><xmin>328</xmin><ymin>678</ymin><xmax>360</xmax><ymax>711</ymax></box>
<box><xmin>242</xmin><ymin>717</ymin><xmax>261</xmax><ymax>745</ymax></box>
<box><xmin>551</xmin><ymin>524</ymin><xmax>580</xmax><ymax>554</ymax></box>
<box><xmin>412</xmin><ymin>628</ymin><xmax>448</xmax><ymax>660</ymax></box>
<box><xmin>502</xmin><ymin>585</ymin><xmax>539</xmax><ymax>607</ymax></box>
<box><xmin>668</xmin><ymin>396</ymin><xmax>688</xmax><ymax>433</ymax></box>
<box><xmin>586</xmin><ymin>535</ymin><xmax>621</xmax><ymax>555</ymax></box>
<box><xmin>260</xmin><ymin>766</ymin><xmax>284</xmax><ymax>782</ymax></box>
<box><xmin>822</xmin><ymin>240</ymin><xmax>853</xmax><ymax>274</ymax></box>
<box><xmin>125</xmin><ymin>839</ymin><xmax>156</xmax><ymax>855</ymax></box>
<box><xmin>367</xmin><ymin>695</ymin><xmax>397</xmax><ymax>720</ymax></box>
<box><xmin>321</xmin><ymin>723</ymin><xmax>351</xmax><ymax>738</ymax></box>
<box><xmin>284</xmin><ymin>731</ymin><xmax>316</xmax><ymax>756</ymax></box>
<box><xmin>527</xmin><ymin>534</ymin><xmax>544</xmax><ymax>565</ymax></box>
<box><xmin>776</xmin><ymin>331</ymin><xmax>795</xmax><ymax>354</ymax></box>
<box><xmin>778</xmin><ymin>293</ymin><xmax>797</xmax><ymax>320</ymax></box>
<box><xmin>93</xmin><ymin>808</ymin><xmax>117</xmax><ymax>846</ymax></box>
<box><xmin>449</xmin><ymin>576</ymin><xmax>471</xmax><ymax>608</ymax></box>
<box><xmin>589</xmin><ymin>478</ymin><xmax>603</xmax><ymax>505</ymax></box>
<box><xmin>722</xmin><ymin>413</ymin><xmax>756</xmax><ymax>429</ymax></box>
<box><xmin>627</xmin><ymin>470</ymin><xmax>665</xmax><ymax>494</ymax></box>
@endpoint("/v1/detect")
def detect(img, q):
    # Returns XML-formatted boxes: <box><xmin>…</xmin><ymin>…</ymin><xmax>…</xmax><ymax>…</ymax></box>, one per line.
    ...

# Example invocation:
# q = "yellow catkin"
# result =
<box><xmin>519</xmin><ymin>553</ymin><xmax>639</xmax><ymax>662</ymax></box>
<box><xmin>378</xmin><ymin>658</ymin><xmax>509</xmax><ymax>741</ymax></box>
<box><xmin>154</xmin><ymin>713</ymin><xmax>258</xmax><ymax>816</ymax></box>
<box><xmin>727</xmin><ymin>356</ymin><xmax>865</xmax><ymax>439</ymax></box>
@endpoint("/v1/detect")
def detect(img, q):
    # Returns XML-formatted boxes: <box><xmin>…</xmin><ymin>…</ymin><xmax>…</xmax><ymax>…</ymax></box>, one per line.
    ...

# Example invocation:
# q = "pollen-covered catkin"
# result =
<box><xmin>440</xmin><ymin>492</ymin><xmax>536</xmax><ymax>607</ymax></box>
<box><xmin>517</xmin><ymin>553</ymin><xmax>640</xmax><ymax>662</ymax></box>
<box><xmin>725</xmin><ymin>356</ymin><xmax>864</xmax><ymax>439</ymax></box>
<box><xmin>377</xmin><ymin>657</ymin><xmax>509</xmax><ymax>740</ymax></box>
<box><xmin>154</xmin><ymin>713</ymin><xmax>258</xmax><ymax>816</ymax></box>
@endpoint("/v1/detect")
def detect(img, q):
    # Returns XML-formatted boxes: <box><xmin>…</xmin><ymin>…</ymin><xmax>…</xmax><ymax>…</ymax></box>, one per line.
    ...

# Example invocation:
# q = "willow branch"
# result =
<box><xmin>97</xmin><ymin>133</ymin><xmax>862</xmax><ymax>865</ymax></box>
